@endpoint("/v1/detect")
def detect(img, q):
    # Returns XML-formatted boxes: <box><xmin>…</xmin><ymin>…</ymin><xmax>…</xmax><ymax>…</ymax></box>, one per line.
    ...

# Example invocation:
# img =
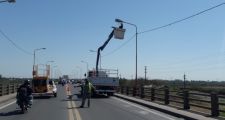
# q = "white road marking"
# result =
<box><xmin>67</xmin><ymin>88</ymin><xmax>82</xmax><ymax>120</ymax></box>
<box><xmin>112</xmin><ymin>97</ymin><xmax>176</xmax><ymax>120</ymax></box>
<box><xmin>71</xmin><ymin>100</ymin><xmax>82</xmax><ymax>120</ymax></box>
<box><xmin>0</xmin><ymin>101</ymin><xmax>16</xmax><ymax>110</ymax></box>
<box><xmin>67</xmin><ymin>101</ymin><xmax>74</xmax><ymax>120</ymax></box>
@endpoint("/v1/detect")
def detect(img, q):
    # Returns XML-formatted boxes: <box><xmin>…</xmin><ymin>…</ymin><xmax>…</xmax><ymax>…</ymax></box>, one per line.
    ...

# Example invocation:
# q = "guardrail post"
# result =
<box><xmin>16</xmin><ymin>84</ymin><xmax>20</xmax><ymax>91</ymax></box>
<box><xmin>126</xmin><ymin>87</ymin><xmax>129</xmax><ymax>95</ymax></box>
<box><xmin>13</xmin><ymin>84</ymin><xmax>15</xmax><ymax>93</ymax></box>
<box><xmin>10</xmin><ymin>84</ymin><xmax>13</xmax><ymax>93</ymax></box>
<box><xmin>12</xmin><ymin>84</ymin><xmax>15</xmax><ymax>93</ymax></box>
<box><xmin>133</xmin><ymin>87</ymin><xmax>136</xmax><ymax>96</ymax></box>
<box><xmin>6</xmin><ymin>84</ymin><xmax>10</xmax><ymax>95</ymax></box>
<box><xmin>211</xmin><ymin>92</ymin><xmax>219</xmax><ymax>117</ymax></box>
<box><xmin>151</xmin><ymin>88</ymin><xmax>155</xmax><ymax>101</ymax></box>
<box><xmin>164</xmin><ymin>86</ymin><xmax>169</xmax><ymax>105</ymax></box>
<box><xmin>0</xmin><ymin>84</ymin><xmax>2</xmax><ymax>96</ymax></box>
<box><xmin>140</xmin><ymin>86</ymin><xmax>145</xmax><ymax>98</ymax></box>
<box><xmin>183</xmin><ymin>90</ymin><xmax>190</xmax><ymax>109</ymax></box>
<box><xmin>121</xmin><ymin>86</ymin><xmax>124</xmax><ymax>94</ymax></box>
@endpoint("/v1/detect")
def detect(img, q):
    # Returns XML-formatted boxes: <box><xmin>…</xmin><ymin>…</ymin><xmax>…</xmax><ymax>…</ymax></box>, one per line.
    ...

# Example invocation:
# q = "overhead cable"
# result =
<box><xmin>102</xmin><ymin>34</ymin><xmax>136</xmax><ymax>57</ymax></box>
<box><xmin>139</xmin><ymin>2</ymin><xmax>225</xmax><ymax>34</ymax></box>
<box><xmin>103</xmin><ymin>2</ymin><xmax>225</xmax><ymax>57</ymax></box>
<box><xmin>0</xmin><ymin>29</ymin><xmax>33</xmax><ymax>55</ymax></box>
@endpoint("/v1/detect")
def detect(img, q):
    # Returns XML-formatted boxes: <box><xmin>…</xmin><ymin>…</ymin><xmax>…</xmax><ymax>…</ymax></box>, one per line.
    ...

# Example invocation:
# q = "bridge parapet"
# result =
<box><xmin>0</xmin><ymin>84</ymin><xmax>20</xmax><ymax>96</ymax></box>
<box><xmin>118</xmin><ymin>86</ymin><xmax>224</xmax><ymax>117</ymax></box>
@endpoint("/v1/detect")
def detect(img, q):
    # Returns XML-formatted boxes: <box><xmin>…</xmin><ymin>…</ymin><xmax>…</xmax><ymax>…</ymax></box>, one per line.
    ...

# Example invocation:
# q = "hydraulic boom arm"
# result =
<box><xmin>96</xmin><ymin>24</ymin><xmax>123</xmax><ymax>76</ymax></box>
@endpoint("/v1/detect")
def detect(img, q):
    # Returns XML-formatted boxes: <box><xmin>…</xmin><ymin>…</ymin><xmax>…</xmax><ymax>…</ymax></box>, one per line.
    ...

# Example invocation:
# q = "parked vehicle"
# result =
<box><xmin>88</xmin><ymin>69</ymin><xmax>119</xmax><ymax>96</ymax></box>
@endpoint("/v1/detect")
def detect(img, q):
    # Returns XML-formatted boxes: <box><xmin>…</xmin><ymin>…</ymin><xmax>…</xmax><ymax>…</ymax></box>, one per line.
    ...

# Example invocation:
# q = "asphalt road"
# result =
<box><xmin>0</xmin><ymin>84</ymin><xmax>184</xmax><ymax>120</ymax></box>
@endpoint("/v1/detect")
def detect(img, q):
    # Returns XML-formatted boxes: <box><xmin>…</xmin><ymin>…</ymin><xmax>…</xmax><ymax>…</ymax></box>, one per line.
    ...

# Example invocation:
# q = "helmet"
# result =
<box><xmin>24</xmin><ymin>79</ymin><xmax>30</xmax><ymax>85</ymax></box>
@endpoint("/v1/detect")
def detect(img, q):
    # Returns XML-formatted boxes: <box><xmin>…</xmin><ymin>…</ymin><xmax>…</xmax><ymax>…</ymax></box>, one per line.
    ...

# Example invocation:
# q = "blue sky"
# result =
<box><xmin>0</xmin><ymin>0</ymin><xmax>225</xmax><ymax>81</ymax></box>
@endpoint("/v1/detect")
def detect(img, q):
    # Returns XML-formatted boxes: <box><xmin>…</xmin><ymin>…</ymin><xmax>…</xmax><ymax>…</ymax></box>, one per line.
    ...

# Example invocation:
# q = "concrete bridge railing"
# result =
<box><xmin>118</xmin><ymin>86</ymin><xmax>225</xmax><ymax>117</ymax></box>
<box><xmin>0</xmin><ymin>84</ymin><xmax>20</xmax><ymax>96</ymax></box>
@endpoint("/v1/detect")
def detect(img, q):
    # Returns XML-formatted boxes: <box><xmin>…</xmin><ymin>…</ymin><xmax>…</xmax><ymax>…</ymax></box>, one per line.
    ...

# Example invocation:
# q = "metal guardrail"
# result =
<box><xmin>118</xmin><ymin>86</ymin><xmax>225</xmax><ymax>117</ymax></box>
<box><xmin>0</xmin><ymin>84</ymin><xmax>20</xmax><ymax>96</ymax></box>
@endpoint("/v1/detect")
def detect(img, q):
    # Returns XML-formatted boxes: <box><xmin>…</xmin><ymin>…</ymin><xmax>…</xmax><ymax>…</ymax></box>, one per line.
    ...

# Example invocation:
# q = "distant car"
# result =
<box><xmin>50</xmin><ymin>80</ymin><xmax>57</xmax><ymax>97</ymax></box>
<box><xmin>71</xmin><ymin>79</ymin><xmax>78</xmax><ymax>84</ymax></box>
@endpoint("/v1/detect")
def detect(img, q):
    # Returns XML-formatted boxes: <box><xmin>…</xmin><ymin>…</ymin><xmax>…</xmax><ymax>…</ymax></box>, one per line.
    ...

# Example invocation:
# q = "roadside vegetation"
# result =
<box><xmin>119</xmin><ymin>78</ymin><xmax>225</xmax><ymax>94</ymax></box>
<box><xmin>0</xmin><ymin>75</ymin><xmax>28</xmax><ymax>85</ymax></box>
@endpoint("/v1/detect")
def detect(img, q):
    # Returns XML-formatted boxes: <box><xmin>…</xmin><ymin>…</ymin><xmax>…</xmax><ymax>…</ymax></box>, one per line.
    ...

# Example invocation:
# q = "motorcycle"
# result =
<box><xmin>16</xmin><ymin>93</ymin><xmax>29</xmax><ymax>113</ymax></box>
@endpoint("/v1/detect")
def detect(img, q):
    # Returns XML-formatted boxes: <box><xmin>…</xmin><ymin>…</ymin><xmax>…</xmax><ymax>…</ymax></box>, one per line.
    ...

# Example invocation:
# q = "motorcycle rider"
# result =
<box><xmin>17</xmin><ymin>80</ymin><xmax>33</xmax><ymax>107</ymax></box>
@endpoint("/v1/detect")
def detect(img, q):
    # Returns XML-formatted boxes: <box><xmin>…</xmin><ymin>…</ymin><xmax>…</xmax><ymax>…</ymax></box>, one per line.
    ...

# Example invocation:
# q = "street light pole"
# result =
<box><xmin>33</xmin><ymin>48</ymin><xmax>46</xmax><ymax>76</ymax></box>
<box><xmin>115</xmin><ymin>19</ymin><xmax>138</xmax><ymax>86</ymax></box>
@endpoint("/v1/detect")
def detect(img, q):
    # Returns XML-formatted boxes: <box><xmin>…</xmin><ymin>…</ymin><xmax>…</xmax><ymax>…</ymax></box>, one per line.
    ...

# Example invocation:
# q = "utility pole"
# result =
<box><xmin>144</xmin><ymin>66</ymin><xmax>147</xmax><ymax>84</ymax></box>
<box><xmin>183</xmin><ymin>73</ymin><xmax>186</xmax><ymax>89</ymax></box>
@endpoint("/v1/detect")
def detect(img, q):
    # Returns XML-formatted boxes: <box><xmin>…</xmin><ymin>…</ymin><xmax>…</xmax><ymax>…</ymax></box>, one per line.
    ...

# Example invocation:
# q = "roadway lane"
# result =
<box><xmin>0</xmin><ymin>84</ymin><xmax>185</xmax><ymax>120</ymax></box>
<box><xmin>0</xmin><ymin>85</ymin><xmax>69</xmax><ymax>120</ymax></box>
<box><xmin>72</xmin><ymin>86</ymin><xmax>184</xmax><ymax>120</ymax></box>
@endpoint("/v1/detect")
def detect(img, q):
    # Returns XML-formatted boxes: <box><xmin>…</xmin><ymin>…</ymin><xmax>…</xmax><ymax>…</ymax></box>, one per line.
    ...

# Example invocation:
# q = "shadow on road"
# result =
<box><xmin>33</xmin><ymin>96</ymin><xmax>51</xmax><ymax>99</ymax></box>
<box><xmin>0</xmin><ymin>110</ymin><xmax>23</xmax><ymax>116</ymax></box>
<box><xmin>61</xmin><ymin>98</ymin><xmax>80</xmax><ymax>102</ymax></box>
<box><xmin>75</xmin><ymin>93</ymin><xmax>109</xmax><ymax>99</ymax></box>
<box><xmin>91</xmin><ymin>94</ymin><xmax>110</xmax><ymax>99</ymax></box>
<box><xmin>61</xmin><ymin>93</ymin><xmax>110</xmax><ymax>103</ymax></box>
<box><xmin>67</xmin><ymin>106</ymin><xmax>81</xmax><ymax>109</ymax></box>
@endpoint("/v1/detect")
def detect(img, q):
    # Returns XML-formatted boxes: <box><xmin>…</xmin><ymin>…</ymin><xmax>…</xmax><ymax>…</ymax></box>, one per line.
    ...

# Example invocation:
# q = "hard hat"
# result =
<box><xmin>24</xmin><ymin>79</ymin><xmax>30</xmax><ymax>85</ymax></box>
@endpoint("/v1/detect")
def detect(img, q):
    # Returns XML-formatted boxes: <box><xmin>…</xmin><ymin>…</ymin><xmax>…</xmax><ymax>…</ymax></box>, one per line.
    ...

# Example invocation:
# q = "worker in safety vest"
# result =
<box><xmin>80</xmin><ymin>79</ymin><xmax>94</xmax><ymax>108</ymax></box>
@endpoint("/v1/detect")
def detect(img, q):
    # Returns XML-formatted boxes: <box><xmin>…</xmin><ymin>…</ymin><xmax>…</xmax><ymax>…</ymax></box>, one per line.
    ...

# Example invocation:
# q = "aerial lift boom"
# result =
<box><xmin>96</xmin><ymin>24</ymin><xmax>123</xmax><ymax>76</ymax></box>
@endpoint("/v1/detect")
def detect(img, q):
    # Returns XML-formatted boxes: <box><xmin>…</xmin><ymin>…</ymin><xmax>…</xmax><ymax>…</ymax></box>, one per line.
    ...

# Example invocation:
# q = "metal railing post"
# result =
<box><xmin>211</xmin><ymin>92</ymin><xmax>219</xmax><ymax>117</ymax></box>
<box><xmin>141</xmin><ymin>86</ymin><xmax>145</xmax><ymax>98</ymax></box>
<box><xmin>132</xmin><ymin>87</ymin><xmax>136</xmax><ymax>96</ymax></box>
<box><xmin>13</xmin><ymin>84</ymin><xmax>16</xmax><ymax>93</ymax></box>
<box><xmin>6</xmin><ymin>84</ymin><xmax>10</xmax><ymax>94</ymax></box>
<box><xmin>151</xmin><ymin>88</ymin><xmax>155</xmax><ymax>101</ymax></box>
<box><xmin>126</xmin><ymin>87</ymin><xmax>129</xmax><ymax>95</ymax></box>
<box><xmin>164</xmin><ymin>86</ymin><xmax>169</xmax><ymax>105</ymax></box>
<box><xmin>183</xmin><ymin>90</ymin><xmax>190</xmax><ymax>109</ymax></box>
<box><xmin>121</xmin><ymin>86</ymin><xmax>124</xmax><ymax>94</ymax></box>
<box><xmin>0</xmin><ymin>84</ymin><xmax>2</xmax><ymax>96</ymax></box>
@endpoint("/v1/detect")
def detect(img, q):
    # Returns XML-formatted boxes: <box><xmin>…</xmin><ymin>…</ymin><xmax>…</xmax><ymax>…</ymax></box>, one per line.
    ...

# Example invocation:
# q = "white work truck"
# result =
<box><xmin>88</xmin><ymin>69</ymin><xmax>119</xmax><ymax>96</ymax></box>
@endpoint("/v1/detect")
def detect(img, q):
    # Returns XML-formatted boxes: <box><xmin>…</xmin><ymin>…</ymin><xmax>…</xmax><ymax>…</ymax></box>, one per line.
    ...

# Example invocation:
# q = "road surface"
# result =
<box><xmin>0</xmin><ymin>84</ymin><xmax>184</xmax><ymax>120</ymax></box>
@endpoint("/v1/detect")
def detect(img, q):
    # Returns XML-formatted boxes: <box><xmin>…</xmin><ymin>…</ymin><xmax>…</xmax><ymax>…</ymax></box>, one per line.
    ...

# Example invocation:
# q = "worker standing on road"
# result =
<box><xmin>80</xmin><ymin>79</ymin><xmax>94</xmax><ymax>108</ymax></box>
